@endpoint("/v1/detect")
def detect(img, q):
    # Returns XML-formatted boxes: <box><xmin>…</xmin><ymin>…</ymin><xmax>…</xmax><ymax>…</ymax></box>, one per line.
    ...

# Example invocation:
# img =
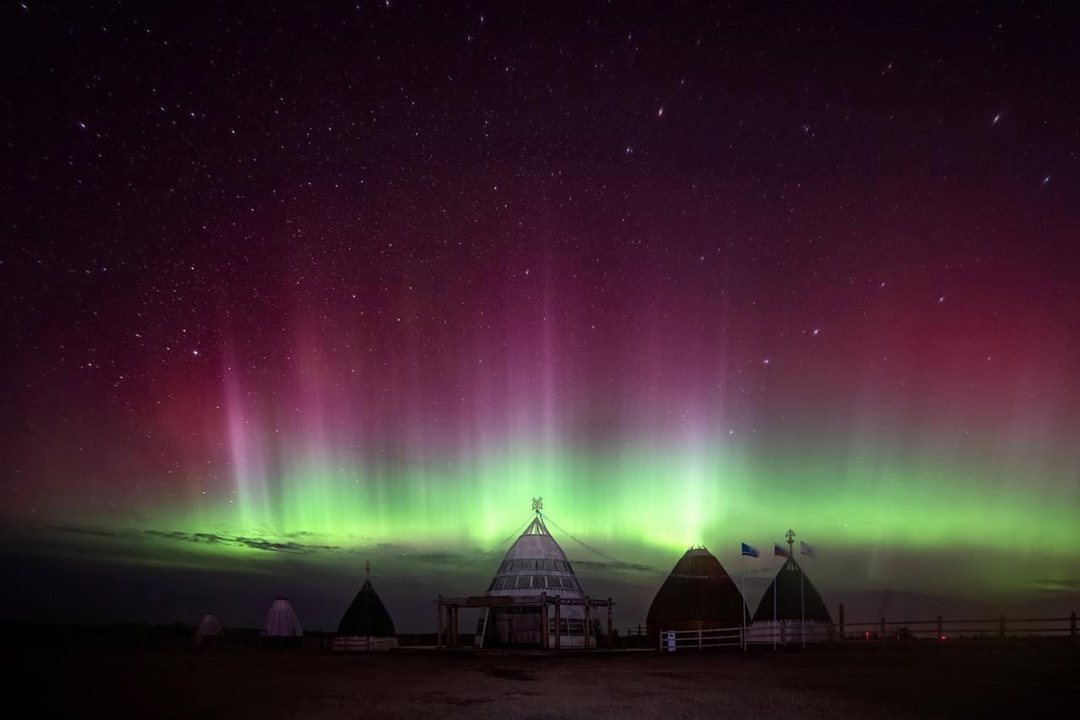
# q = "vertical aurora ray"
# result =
<box><xmin>97</xmin><ymin>295</ymin><xmax>1080</xmax><ymax>609</ymax></box>
<box><xmin>223</xmin><ymin>358</ymin><xmax>274</xmax><ymax>534</ymax></box>
<box><xmin>20</xmin><ymin>266</ymin><xmax>1072</xmax><ymax>624</ymax></box>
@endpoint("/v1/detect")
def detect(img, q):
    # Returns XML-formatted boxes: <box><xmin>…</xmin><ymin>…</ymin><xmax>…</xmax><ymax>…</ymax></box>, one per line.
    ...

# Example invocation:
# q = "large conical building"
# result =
<box><xmin>475</xmin><ymin>506</ymin><xmax>598</xmax><ymax>648</ymax></box>
<box><xmin>750</xmin><ymin>535</ymin><xmax>834</xmax><ymax>644</ymax></box>
<box><xmin>646</xmin><ymin>546</ymin><xmax>749</xmax><ymax>644</ymax></box>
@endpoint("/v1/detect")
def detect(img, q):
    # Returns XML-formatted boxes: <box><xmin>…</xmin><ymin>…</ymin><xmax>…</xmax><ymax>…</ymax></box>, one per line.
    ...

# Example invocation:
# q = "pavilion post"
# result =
<box><xmin>584</xmin><ymin>597</ymin><xmax>592</xmax><ymax>649</ymax></box>
<box><xmin>554</xmin><ymin>597</ymin><xmax>561</xmax><ymax>650</ymax></box>
<box><xmin>540</xmin><ymin>593</ymin><xmax>548</xmax><ymax>650</ymax></box>
<box><xmin>607</xmin><ymin>598</ymin><xmax>613</xmax><ymax>649</ymax></box>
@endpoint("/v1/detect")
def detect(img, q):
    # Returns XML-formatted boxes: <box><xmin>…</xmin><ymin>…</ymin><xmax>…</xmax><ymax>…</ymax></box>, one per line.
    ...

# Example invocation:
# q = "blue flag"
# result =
<box><xmin>740</xmin><ymin>542</ymin><xmax>759</xmax><ymax>558</ymax></box>
<box><xmin>800</xmin><ymin>541</ymin><xmax>814</xmax><ymax>557</ymax></box>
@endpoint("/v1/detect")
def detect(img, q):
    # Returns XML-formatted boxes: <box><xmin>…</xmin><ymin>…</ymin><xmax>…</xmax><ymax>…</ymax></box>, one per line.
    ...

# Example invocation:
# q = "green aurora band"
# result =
<box><xmin>43</xmin><ymin>433</ymin><xmax>1077</xmax><ymax>613</ymax></box>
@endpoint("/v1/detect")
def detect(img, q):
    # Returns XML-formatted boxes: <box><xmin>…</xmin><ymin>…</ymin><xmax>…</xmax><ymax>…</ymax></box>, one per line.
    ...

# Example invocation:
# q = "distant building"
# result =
<box><xmin>194</xmin><ymin>613</ymin><xmax>224</xmax><ymax>650</ymax></box>
<box><xmin>646</xmin><ymin>546</ymin><xmax>749</xmax><ymax>645</ymax></box>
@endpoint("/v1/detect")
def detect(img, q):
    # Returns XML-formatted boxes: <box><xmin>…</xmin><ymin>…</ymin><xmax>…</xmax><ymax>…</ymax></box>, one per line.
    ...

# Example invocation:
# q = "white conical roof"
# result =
<box><xmin>485</xmin><ymin>514</ymin><xmax>586</xmax><ymax>599</ymax></box>
<box><xmin>196</xmin><ymin>613</ymin><xmax>224</xmax><ymax>637</ymax></box>
<box><xmin>263</xmin><ymin>597</ymin><xmax>304</xmax><ymax>637</ymax></box>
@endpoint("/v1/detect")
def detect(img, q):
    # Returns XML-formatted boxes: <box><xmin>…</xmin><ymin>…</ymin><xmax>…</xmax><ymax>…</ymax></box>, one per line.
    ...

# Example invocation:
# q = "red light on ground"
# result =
<box><xmin>939</xmin><ymin>635</ymin><xmax>947</xmax><ymax>641</ymax></box>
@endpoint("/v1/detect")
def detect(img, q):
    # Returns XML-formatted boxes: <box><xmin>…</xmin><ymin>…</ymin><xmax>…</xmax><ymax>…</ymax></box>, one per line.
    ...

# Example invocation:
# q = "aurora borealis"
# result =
<box><xmin>2</xmin><ymin>2</ymin><xmax>1078</xmax><ymax>631</ymax></box>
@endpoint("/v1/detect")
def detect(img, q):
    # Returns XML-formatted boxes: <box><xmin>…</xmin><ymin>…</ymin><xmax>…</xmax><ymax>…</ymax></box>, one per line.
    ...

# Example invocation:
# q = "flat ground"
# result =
<box><xmin>16</xmin><ymin>641</ymin><xmax>1078</xmax><ymax>719</ymax></box>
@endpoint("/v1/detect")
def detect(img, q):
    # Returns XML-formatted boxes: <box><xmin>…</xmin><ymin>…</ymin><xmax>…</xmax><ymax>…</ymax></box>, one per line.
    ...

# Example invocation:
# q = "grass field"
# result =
<box><xmin>16</xmin><ymin>640</ymin><xmax>1078</xmax><ymax>719</ymax></box>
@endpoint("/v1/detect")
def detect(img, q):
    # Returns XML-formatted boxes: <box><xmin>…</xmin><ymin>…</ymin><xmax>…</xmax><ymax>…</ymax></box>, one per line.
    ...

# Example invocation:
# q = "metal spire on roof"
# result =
<box><xmin>365</xmin><ymin>560</ymin><xmax>371</xmax><ymax>580</ymax></box>
<box><xmin>532</xmin><ymin>496</ymin><xmax>543</xmax><ymax>515</ymax></box>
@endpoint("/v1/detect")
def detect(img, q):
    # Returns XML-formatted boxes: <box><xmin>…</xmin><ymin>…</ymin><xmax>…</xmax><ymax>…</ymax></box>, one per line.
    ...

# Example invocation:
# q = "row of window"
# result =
<box><xmin>498</xmin><ymin>559</ymin><xmax>575</xmax><ymax>573</ymax></box>
<box><xmin>487</xmin><ymin>575</ymin><xmax>581</xmax><ymax>592</ymax></box>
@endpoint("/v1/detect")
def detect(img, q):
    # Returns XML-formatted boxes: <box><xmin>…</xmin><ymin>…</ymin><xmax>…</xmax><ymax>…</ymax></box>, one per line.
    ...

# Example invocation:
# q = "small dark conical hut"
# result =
<box><xmin>750</xmin><ymin>552</ymin><xmax>834</xmax><ymax>644</ymax></box>
<box><xmin>646</xmin><ymin>546</ymin><xmax>749</xmax><ymax>644</ymax></box>
<box><xmin>333</xmin><ymin>565</ymin><xmax>398</xmax><ymax>651</ymax></box>
<box><xmin>338</xmin><ymin>579</ymin><xmax>397</xmax><ymax>637</ymax></box>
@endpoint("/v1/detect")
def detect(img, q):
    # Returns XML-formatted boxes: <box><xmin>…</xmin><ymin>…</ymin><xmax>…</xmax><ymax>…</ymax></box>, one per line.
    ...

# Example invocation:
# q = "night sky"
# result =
<box><xmin>2</xmin><ymin>2</ymin><xmax>1078</xmax><ymax>633</ymax></box>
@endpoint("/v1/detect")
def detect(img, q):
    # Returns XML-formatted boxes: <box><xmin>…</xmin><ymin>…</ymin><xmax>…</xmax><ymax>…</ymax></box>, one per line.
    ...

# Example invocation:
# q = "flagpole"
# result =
<box><xmin>801</xmin><ymin>562</ymin><xmax>806</xmax><ymax>648</ymax></box>
<box><xmin>773</xmin><ymin>546</ymin><xmax>778</xmax><ymax>651</ymax></box>
<box><xmin>784</xmin><ymin>529</ymin><xmax>796</xmax><ymax>649</ymax></box>
<box><xmin>741</xmin><ymin>549</ymin><xmax>746</xmax><ymax>651</ymax></box>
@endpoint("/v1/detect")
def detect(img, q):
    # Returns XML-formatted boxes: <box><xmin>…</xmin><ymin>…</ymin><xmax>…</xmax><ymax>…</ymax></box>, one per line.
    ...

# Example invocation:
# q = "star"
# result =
<box><xmin>992</xmin><ymin>113</ymin><xmax>1001</xmax><ymax>125</ymax></box>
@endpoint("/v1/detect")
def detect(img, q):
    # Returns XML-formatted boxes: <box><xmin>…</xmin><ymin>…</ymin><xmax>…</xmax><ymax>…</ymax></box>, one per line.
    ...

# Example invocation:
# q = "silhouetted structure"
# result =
<box><xmin>749</xmin><ymin>530</ymin><xmax>834</xmax><ymax>644</ymax></box>
<box><xmin>646</xmin><ymin>545</ymin><xmax>749</xmax><ymax>645</ymax></box>
<box><xmin>333</xmin><ymin>562</ymin><xmax>398</xmax><ymax>651</ymax></box>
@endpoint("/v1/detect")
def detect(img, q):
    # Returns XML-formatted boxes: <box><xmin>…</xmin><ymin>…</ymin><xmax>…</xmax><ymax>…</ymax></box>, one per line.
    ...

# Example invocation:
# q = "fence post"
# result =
<box><xmin>838</xmin><ymin>603</ymin><xmax>844</xmax><ymax>641</ymax></box>
<box><xmin>437</xmin><ymin>596</ymin><xmax>443</xmax><ymax>648</ymax></box>
<box><xmin>698</xmin><ymin>627</ymin><xmax>702</xmax><ymax>650</ymax></box>
<box><xmin>999</xmin><ymin>614</ymin><xmax>1005</xmax><ymax>641</ymax></box>
<box><xmin>1071</xmin><ymin>612</ymin><xmax>1076</xmax><ymax>642</ymax></box>
<box><xmin>937</xmin><ymin>615</ymin><xmax>942</xmax><ymax>640</ymax></box>
<box><xmin>608</xmin><ymin>598</ymin><xmax>613</xmax><ymax>650</ymax></box>
<box><xmin>880</xmin><ymin>617</ymin><xmax>886</xmax><ymax>645</ymax></box>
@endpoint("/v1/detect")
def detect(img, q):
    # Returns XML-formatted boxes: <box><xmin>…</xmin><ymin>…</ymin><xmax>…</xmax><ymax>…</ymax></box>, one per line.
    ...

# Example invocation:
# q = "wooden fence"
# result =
<box><xmin>837</xmin><ymin>610</ymin><xmax>1077</xmax><ymax>643</ymax></box>
<box><xmin>631</xmin><ymin>609</ymin><xmax>1077</xmax><ymax>651</ymax></box>
<box><xmin>658</xmin><ymin>626</ymin><xmax>743</xmax><ymax>652</ymax></box>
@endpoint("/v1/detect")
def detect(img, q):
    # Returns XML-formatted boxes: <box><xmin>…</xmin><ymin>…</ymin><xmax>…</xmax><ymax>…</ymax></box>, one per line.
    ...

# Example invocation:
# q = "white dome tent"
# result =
<box><xmin>262</xmin><ymin>597</ymin><xmax>304</xmax><ymax>638</ymax></box>
<box><xmin>193</xmin><ymin>613</ymin><xmax>224</xmax><ymax>650</ymax></box>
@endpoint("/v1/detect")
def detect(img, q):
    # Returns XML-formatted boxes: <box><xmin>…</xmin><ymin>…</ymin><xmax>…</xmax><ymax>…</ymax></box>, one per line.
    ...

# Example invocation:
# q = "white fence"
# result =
<box><xmin>659</xmin><ymin>626</ymin><xmax>743</xmax><ymax>652</ymax></box>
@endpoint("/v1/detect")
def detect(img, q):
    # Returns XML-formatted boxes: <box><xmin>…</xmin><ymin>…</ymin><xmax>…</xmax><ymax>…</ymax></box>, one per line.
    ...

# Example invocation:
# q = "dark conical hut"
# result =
<box><xmin>646</xmin><ymin>546</ymin><xmax>749</xmax><ymax>644</ymax></box>
<box><xmin>750</xmin><ymin>554</ymin><xmax>834</xmax><ymax>644</ymax></box>
<box><xmin>337</xmin><ymin>578</ymin><xmax>397</xmax><ymax>637</ymax></box>
<box><xmin>333</xmin><ymin>567</ymin><xmax>398</xmax><ymax>651</ymax></box>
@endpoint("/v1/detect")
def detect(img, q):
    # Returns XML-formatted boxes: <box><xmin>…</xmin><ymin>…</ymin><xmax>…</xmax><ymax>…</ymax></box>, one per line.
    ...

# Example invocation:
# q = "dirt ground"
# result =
<box><xmin>16</xmin><ymin>641</ymin><xmax>1078</xmax><ymax>719</ymax></box>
